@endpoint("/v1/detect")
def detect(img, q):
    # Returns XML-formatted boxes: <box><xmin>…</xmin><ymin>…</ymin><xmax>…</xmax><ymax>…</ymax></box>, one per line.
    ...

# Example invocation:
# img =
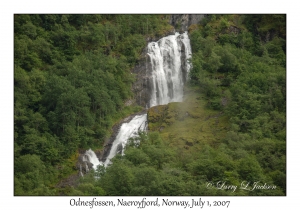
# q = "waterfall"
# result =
<box><xmin>84</xmin><ymin>32</ymin><xmax>191</xmax><ymax>170</ymax></box>
<box><xmin>181</xmin><ymin>32</ymin><xmax>192</xmax><ymax>76</ymax></box>
<box><xmin>84</xmin><ymin>149</ymin><xmax>103</xmax><ymax>170</ymax></box>
<box><xmin>103</xmin><ymin>114</ymin><xmax>147</xmax><ymax>167</ymax></box>
<box><xmin>148</xmin><ymin>32</ymin><xmax>191</xmax><ymax>107</ymax></box>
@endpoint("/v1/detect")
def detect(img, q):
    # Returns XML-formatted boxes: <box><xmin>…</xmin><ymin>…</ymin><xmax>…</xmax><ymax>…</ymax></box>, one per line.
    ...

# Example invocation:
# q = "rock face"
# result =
<box><xmin>169</xmin><ymin>14</ymin><xmax>206</xmax><ymax>32</ymax></box>
<box><xmin>132</xmin><ymin>48</ymin><xmax>152</xmax><ymax>108</ymax></box>
<box><xmin>76</xmin><ymin>154</ymin><xmax>94</xmax><ymax>174</ymax></box>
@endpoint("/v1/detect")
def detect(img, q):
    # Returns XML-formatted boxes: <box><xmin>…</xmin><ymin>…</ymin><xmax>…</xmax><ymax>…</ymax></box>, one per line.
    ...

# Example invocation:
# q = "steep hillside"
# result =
<box><xmin>76</xmin><ymin>14</ymin><xmax>285</xmax><ymax>196</ymax></box>
<box><xmin>14</xmin><ymin>14</ymin><xmax>174</xmax><ymax>195</ymax></box>
<box><xmin>148</xmin><ymin>86</ymin><xmax>229</xmax><ymax>150</ymax></box>
<box><xmin>14</xmin><ymin>14</ymin><xmax>286</xmax><ymax>196</ymax></box>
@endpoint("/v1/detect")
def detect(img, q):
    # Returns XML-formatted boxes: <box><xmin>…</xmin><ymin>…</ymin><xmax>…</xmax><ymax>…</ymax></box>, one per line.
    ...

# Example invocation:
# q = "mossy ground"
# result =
<box><xmin>148</xmin><ymin>85</ymin><xmax>229</xmax><ymax>154</ymax></box>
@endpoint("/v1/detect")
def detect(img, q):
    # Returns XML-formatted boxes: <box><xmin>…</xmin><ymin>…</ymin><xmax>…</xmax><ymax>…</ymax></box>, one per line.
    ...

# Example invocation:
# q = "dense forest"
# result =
<box><xmin>14</xmin><ymin>14</ymin><xmax>172</xmax><ymax>195</ymax></box>
<box><xmin>14</xmin><ymin>14</ymin><xmax>286</xmax><ymax>196</ymax></box>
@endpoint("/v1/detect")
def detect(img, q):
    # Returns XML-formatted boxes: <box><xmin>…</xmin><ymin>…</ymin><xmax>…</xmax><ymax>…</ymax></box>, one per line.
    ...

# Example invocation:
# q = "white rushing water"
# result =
<box><xmin>84</xmin><ymin>32</ymin><xmax>192</xmax><ymax>171</ymax></box>
<box><xmin>148</xmin><ymin>32</ymin><xmax>192</xmax><ymax>107</ymax></box>
<box><xmin>181</xmin><ymin>32</ymin><xmax>192</xmax><ymax>77</ymax></box>
<box><xmin>103</xmin><ymin>114</ymin><xmax>147</xmax><ymax>167</ymax></box>
<box><xmin>84</xmin><ymin>149</ymin><xmax>103</xmax><ymax>170</ymax></box>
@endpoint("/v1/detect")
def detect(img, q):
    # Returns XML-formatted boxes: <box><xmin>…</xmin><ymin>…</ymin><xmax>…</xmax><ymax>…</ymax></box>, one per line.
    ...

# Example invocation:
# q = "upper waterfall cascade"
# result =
<box><xmin>148</xmin><ymin>32</ymin><xmax>192</xmax><ymax>107</ymax></box>
<box><xmin>84</xmin><ymin>32</ymin><xmax>192</xmax><ymax>170</ymax></box>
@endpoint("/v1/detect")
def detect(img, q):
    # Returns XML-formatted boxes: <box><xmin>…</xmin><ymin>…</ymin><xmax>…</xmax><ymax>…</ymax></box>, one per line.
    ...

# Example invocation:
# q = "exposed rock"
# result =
<box><xmin>229</xmin><ymin>25</ymin><xmax>241</xmax><ymax>34</ymax></box>
<box><xmin>263</xmin><ymin>30</ymin><xmax>277</xmax><ymax>43</ymax></box>
<box><xmin>185</xmin><ymin>140</ymin><xmax>194</xmax><ymax>146</ymax></box>
<box><xmin>132</xmin><ymin>48</ymin><xmax>152</xmax><ymax>108</ymax></box>
<box><xmin>75</xmin><ymin>153</ymin><xmax>95</xmax><ymax>174</ymax></box>
<box><xmin>169</xmin><ymin>14</ymin><xmax>206</xmax><ymax>32</ymax></box>
<box><xmin>221</xmin><ymin>97</ymin><xmax>228</xmax><ymax>106</ymax></box>
<box><xmin>124</xmin><ymin>98</ymin><xmax>135</xmax><ymax>106</ymax></box>
<box><xmin>116</xmin><ymin>143</ymin><xmax>123</xmax><ymax>154</ymax></box>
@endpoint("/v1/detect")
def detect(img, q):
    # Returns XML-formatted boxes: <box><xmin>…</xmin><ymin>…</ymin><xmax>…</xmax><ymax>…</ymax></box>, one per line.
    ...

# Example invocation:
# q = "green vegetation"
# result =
<box><xmin>14</xmin><ymin>14</ymin><xmax>172</xmax><ymax>195</ymax></box>
<box><xmin>188</xmin><ymin>14</ymin><xmax>286</xmax><ymax>194</ymax></box>
<box><xmin>14</xmin><ymin>14</ymin><xmax>286</xmax><ymax>196</ymax></box>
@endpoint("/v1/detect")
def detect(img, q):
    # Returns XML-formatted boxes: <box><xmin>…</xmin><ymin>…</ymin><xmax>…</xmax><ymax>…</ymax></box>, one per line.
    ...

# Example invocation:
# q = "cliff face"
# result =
<box><xmin>169</xmin><ymin>14</ymin><xmax>206</xmax><ymax>32</ymax></box>
<box><xmin>131</xmin><ymin>47</ymin><xmax>152</xmax><ymax>108</ymax></box>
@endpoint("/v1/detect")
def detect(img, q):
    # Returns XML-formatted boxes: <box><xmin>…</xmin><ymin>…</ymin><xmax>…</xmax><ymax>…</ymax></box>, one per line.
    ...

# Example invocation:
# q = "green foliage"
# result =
<box><xmin>14</xmin><ymin>14</ymin><xmax>172</xmax><ymax>195</ymax></box>
<box><xmin>115</xmin><ymin>34</ymin><xmax>146</xmax><ymax>65</ymax></box>
<box><xmin>188</xmin><ymin>14</ymin><xmax>286</xmax><ymax>195</ymax></box>
<box><xmin>100</xmin><ymin>158</ymin><xmax>135</xmax><ymax>195</ymax></box>
<box><xmin>14</xmin><ymin>14</ymin><xmax>285</xmax><ymax>196</ymax></box>
<box><xmin>237</xmin><ymin>155</ymin><xmax>264</xmax><ymax>181</ymax></box>
<box><xmin>14</xmin><ymin>154</ymin><xmax>57</xmax><ymax>195</ymax></box>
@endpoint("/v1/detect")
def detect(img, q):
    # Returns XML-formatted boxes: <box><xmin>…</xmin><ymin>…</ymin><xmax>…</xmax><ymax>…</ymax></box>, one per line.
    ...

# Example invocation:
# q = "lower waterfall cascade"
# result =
<box><xmin>102</xmin><ymin>114</ymin><xmax>147</xmax><ymax>167</ymax></box>
<box><xmin>83</xmin><ymin>31</ymin><xmax>192</xmax><ymax>171</ymax></box>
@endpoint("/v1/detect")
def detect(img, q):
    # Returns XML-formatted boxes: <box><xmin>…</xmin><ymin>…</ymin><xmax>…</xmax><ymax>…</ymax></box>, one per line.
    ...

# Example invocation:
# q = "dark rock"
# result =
<box><xmin>221</xmin><ymin>97</ymin><xmax>228</xmax><ymax>106</ymax></box>
<box><xmin>86</xmin><ymin>162</ymin><xmax>93</xmax><ymax>171</ymax></box>
<box><xmin>185</xmin><ymin>141</ymin><xmax>194</xmax><ymax>146</ymax></box>
<box><xmin>132</xmin><ymin>49</ymin><xmax>153</xmax><ymax>108</ymax></box>
<box><xmin>169</xmin><ymin>14</ymin><xmax>206</xmax><ymax>32</ymax></box>
<box><xmin>116</xmin><ymin>143</ymin><xmax>123</xmax><ymax>154</ymax></box>
<box><xmin>229</xmin><ymin>25</ymin><xmax>241</xmax><ymax>34</ymax></box>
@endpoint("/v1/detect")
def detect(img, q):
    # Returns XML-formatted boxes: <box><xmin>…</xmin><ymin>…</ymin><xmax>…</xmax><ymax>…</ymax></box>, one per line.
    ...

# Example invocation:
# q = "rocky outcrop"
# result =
<box><xmin>169</xmin><ymin>14</ymin><xmax>206</xmax><ymax>32</ymax></box>
<box><xmin>228</xmin><ymin>25</ymin><xmax>241</xmax><ymax>35</ymax></box>
<box><xmin>132</xmin><ymin>48</ymin><xmax>152</xmax><ymax>108</ymax></box>
<box><xmin>76</xmin><ymin>154</ymin><xmax>94</xmax><ymax>174</ymax></box>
